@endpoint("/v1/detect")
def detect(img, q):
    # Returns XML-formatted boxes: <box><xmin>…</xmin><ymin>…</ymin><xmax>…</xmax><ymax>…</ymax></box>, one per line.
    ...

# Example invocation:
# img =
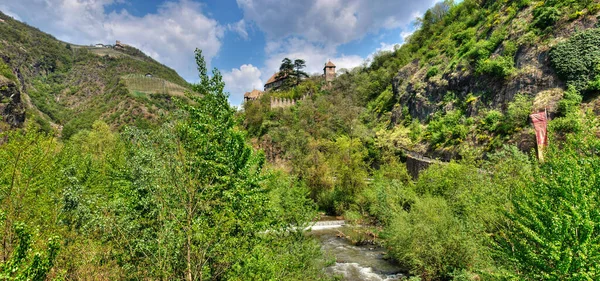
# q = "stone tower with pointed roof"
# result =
<box><xmin>324</xmin><ymin>60</ymin><xmax>336</xmax><ymax>83</ymax></box>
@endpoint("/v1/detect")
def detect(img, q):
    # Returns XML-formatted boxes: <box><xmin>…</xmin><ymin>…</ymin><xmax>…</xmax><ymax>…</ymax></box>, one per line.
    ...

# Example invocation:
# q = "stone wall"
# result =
<box><xmin>270</xmin><ymin>94</ymin><xmax>310</xmax><ymax>109</ymax></box>
<box><xmin>404</xmin><ymin>151</ymin><xmax>440</xmax><ymax>179</ymax></box>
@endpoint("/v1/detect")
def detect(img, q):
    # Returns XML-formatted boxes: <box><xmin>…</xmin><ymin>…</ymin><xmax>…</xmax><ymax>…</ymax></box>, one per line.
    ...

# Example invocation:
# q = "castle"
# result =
<box><xmin>244</xmin><ymin>60</ymin><xmax>336</xmax><ymax>108</ymax></box>
<box><xmin>323</xmin><ymin>60</ymin><xmax>336</xmax><ymax>83</ymax></box>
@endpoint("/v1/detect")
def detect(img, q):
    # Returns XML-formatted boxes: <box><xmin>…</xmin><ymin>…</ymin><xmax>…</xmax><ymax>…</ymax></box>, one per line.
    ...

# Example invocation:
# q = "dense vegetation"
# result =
<box><xmin>2</xmin><ymin>0</ymin><xmax>600</xmax><ymax>280</ymax></box>
<box><xmin>239</xmin><ymin>0</ymin><xmax>600</xmax><ymax>280</ymax></box>
<box><xmin>0</xmin><ymin>51</ymin><xmax>327</xmax><ymax>280</ymax></box>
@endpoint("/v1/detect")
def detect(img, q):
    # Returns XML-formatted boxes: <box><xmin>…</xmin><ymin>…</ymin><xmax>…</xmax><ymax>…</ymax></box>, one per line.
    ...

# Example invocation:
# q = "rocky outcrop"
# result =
<box><xmin>0</xmin><ymin>75</ymin><xmax>26</xmax><ymax>130</ymax></box>
<box><xmin>392</xmin><ymin>45</ymin><xmax>563</xmax><ymax>123</ymax></box>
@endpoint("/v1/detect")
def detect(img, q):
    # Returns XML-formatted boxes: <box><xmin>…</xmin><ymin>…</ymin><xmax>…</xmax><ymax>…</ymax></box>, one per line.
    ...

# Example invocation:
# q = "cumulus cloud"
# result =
<box><xmin>1</xmin><ymin>0</ymin><xmax>224</xmax><ymax>81</ymax></box>
<box><xmin>236</xmin><ymin>0</ymin><xmax>436</xmax><ymax>45</ymax></box>
<box><xmin>222</xmin><ymin>64</ymin><xmax>263</xmax><ymax>106</ymax></box>
<box><xmin>231</xmin><ymin>0</ymin><xmax>434</xmax><ymax>103</ymax></box>
<box><xmin>261</xmin><ymin>38</ymin><xmax>364</xmax><ymax>80</ymax></box>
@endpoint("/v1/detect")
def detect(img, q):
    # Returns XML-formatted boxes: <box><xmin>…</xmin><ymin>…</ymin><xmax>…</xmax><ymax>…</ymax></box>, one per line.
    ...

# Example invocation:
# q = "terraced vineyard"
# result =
<box><xmin>122</xmin><ymin>74</ymin><xmax>189</xmax><ymax>97</ymax></box>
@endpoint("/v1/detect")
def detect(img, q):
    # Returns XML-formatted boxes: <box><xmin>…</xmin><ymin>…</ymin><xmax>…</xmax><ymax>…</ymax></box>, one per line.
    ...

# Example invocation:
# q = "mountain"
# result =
<box><xmin>0</xmin><ymin>11</ymin><xmax>193</xmax><ymax>138</ymax></box>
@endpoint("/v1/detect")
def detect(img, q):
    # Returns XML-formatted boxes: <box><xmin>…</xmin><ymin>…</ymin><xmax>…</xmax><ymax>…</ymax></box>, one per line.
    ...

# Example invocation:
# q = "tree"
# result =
<box><xmin>292</xmin><ymin>59</ymin><xmax>309</xmax><ymax>86</ymax></box>
<box><xmin>278</xmin><ymin>58</ymin><xmax>309</xmax><ymax>88</ymax></box>
<box><xmin>279</xmin><ymin>58</ymin><xmax>293</xmax><ymax>77</ymax></box>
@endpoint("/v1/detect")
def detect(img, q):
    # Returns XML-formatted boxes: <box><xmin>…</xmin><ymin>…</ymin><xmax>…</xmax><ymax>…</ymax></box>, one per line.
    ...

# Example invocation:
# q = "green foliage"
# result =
<box><xmin>277</xmin><ymin>58</ymin><xmax>309</xmax><ymax>89</ymax></box>
<box><xmin>426</xmin><ymin>110</ymin><xmax>472</xmax><ymax>148</ymax></box>
<box><xmin>481</xmin><ymin>109</ymin><xmax>504</xmax><ymax>133</ymax></box>
<box><xmin>558</xmin><ymin>85</ymin><xmax>582</xmax><ymax>115</ymax></box>
<box><xmin>506</xmin><ymin>94</ymin><xmax>533</xmax><ymax>130</ymax></box>
<box><xmin>550</xmin><ymin>28</ymin><xmax>600</xmax><ymax>92</ymax></box>
<box><xmin>326</xmin><ymin>135</ymin><xmax>369</xmax><ymax>214</ymax></box>
<box><xmin>367</xmin><ymin>86</ymin><xmax>395</xmax><ymax>116</ymax></box>
<box><xmin>476</xmin><ymin>56</ymin><xmax>515</xmax><ymax>78</ymax></box>
<box><xmin>0</xmin><ymin>223</ymin><xmax>60</xmax><ymax>281</ymax></box>
<box><xmin>382</xmin><ymin>157</ymin><xmax>528</xmax><ymax>280</ymax></box>
<box><xmin>386</xmin><ymin>196</ymin><xmax>481</xmax><ymax>280</ymax></box>
<box><xmin>499</xmin><ymin>122</ymin><xmax>600</xmax><ymax>280</ymax></box>
<box><xmin>532</xmin><ymin>6</ymin><xmax>561</xmax><ymax>30</ymax></box>
<box><xmin>426</xmin><ymin>66</ymin><xmax>439</xmax><ymax>79</ymax></box>
<box><xmin>0</xmin><ymin>61</ymin><xmax>17</xmax><ymax>82</ymax></box>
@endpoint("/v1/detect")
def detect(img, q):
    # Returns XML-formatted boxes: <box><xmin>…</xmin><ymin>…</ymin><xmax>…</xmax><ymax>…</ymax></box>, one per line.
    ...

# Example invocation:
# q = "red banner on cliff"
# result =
<box><xmin>530</xmin><ymin>111</ymin><xmax>548</xmax><ymax>160</ymax></box>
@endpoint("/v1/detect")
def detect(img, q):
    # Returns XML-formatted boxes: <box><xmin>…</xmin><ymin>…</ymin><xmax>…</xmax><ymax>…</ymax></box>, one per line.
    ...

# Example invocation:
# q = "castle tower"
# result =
<box><xmin>323</xmin><ymin>60</ymin><xmax>336</xmax><ymax>83</ymax></box>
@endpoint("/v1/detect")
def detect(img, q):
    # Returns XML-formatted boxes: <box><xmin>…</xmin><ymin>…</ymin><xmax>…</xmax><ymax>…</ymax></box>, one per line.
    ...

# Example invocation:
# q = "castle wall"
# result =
<box><xmin>270</xmin><ymin>94</ymin><xmax>310</xmax><ymax>109</ymax></box>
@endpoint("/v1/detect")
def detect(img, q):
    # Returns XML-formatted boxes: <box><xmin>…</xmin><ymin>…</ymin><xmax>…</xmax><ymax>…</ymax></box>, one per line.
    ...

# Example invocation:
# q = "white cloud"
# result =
<box><xmin>228</xmin><ymin>19</ymin><xmax>249</xmax><ymax>40</ymax></box>
<box><xmin>377</xmin><ymin>42</ymin><xmax>400</xmax><ymax>53</ymax></box>
<box><xmin>236</xmin><ymin>0</ymin><xmax>436</xmax><ymax>45</ymax></box>
<box><xmin>261</xmin><ymin>38</ymin><xmax>364</xmax><ymax>80</ymax></box>
<box><xmin>235</xmin><ymin>0</ymin><xmax>435</xmax><ymax>97</ymax></box>
<box><xmin>401</xmin><ymin>30</ymin><xmax>415</xmax><ymax>42</ymax></box>
<box><xmin>222</xmin><ymin>64</ymin><xmax>263</xmax><ymax>106</ymax></box>
<box><xmin>1</xmin><ymin>0</ymin><xmax>224</xmax><ymax>81</ymax></box>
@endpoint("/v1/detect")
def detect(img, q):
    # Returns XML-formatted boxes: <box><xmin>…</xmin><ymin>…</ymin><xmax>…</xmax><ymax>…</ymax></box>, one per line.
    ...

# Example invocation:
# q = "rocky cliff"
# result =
<box><xmin>0</xmin><ymin>75</ymin><xmax>25</xmax><ymax>131</ymax></box>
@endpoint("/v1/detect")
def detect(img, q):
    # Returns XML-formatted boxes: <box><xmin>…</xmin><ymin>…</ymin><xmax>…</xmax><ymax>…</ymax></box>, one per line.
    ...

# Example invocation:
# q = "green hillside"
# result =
<box><xmin>244</xmin><ymin>0</ymin><xmax>600</xmax><ymax>163</ymax></box>
<box><xmin>0</xmin><ymin>11</ymin><xmax>193</xmax><ymax>137</ymax></box>
<box><xmin>241</xmin><ymin>0</ymin><xmax>600</xmax><ymax>279</ymax></box>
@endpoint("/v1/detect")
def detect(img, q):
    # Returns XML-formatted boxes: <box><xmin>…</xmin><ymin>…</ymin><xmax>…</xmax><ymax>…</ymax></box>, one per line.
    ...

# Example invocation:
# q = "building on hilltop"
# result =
<box><xmin>264</xmin><ymin>72</ymin><xmax>288</xmax><ymax>91</ymax></box>
<box><xmin>244</xmin><ymin>89</ymin><xmax>264</xmax><ymax>102</ymax></box>
<box><xmin>115</xmin><ymin>40</ymin><xmax>129</xmax><ymax>49</ymax></box>
<box><xmin>323</xmin><ymin>60</ymin><xmax>336</xmax><ymax>83</ymax></box>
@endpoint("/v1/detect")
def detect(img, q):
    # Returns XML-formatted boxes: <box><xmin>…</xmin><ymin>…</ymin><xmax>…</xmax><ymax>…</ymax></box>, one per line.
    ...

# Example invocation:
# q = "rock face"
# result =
<box><xmin>0</xmin><ymin>75</ymin><xmax>26</xmax><ymax>129</ymax></box>
<box><xmin>391</xmin><ymin>14</ymin><xmax>600</xmax><ymax>124</ymax></box>
<box><xmin>391</xmin><ymin>45</ymin><xmax>564</xmax><ymax>123</ymax></box>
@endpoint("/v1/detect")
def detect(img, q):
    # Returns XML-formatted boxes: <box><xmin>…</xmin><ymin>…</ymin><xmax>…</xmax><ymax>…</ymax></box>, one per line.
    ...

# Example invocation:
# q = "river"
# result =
<box><xmin>310</xmin><ymin>225</ymin><xmax>405</xmax><ymax>281</ymax></box>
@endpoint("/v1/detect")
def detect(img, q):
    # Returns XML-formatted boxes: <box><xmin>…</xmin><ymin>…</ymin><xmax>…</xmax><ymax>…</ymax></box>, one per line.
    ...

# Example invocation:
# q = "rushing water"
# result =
<box><xmin>310</xmin><ymin>225</ymin><xmax>404</xmax><ymax>281</ymax></box>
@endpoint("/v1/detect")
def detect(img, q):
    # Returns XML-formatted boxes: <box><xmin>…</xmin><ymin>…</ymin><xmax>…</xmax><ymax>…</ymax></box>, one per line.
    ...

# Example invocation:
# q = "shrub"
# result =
<box><xmin>557</xmin><ymin>85</ymin><xmax>582</xmax><ymax>115</ymax></box>
<box><xmin>0</xmin><ymin>223</ymin><xmax>60</xmax><ymax>280</ymax></box>
<box><xmin>0</xmin><ymin>60</ymin><xmax>16</xmax><ymax>82</ymax></box>
<box><xmin>550</xmin><ymin>28</ymin><xmax>600</xmax><ymax>92</ymax></box>
<box><xmin>426</xmin><ymin>66</ymin><xmax>439</xmax><ymax>79</ymax></box>
<box><xmin>506</xmin><ymin>94</ymin><xmax>533</xmax><ymax>130</ymax></box>
<box><xmin>532</xmin><ymin>6</ymin><xmax>561</xmax><ymax>30</ymax></box>
<box><xmin>499</xmin><ymin>124</ymin><xmax>600</xmax><ymax>280</ymax></box>
<box><xmin>426</xmin><ymin>110</ymin><xmax>471</xmax><ymax>147</ymax></box>
<box><xmin>385</xmin><ymin>197</ymin><xmax>480</xmax><ymax>280</ymax></box>
<box><xmin>476</xmin><ymin>56</ymin><xmax>515</xmax><ymax>78</ymax></box>
<box><xmin>481</xmin><ymin>109</ymin><xmax>504</xmax><ymax>133</ymax></box>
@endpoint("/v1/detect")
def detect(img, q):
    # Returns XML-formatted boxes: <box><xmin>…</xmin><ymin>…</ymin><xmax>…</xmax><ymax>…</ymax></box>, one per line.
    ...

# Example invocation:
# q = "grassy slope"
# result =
<box><xmin>0</xmin><ymin>11</ymin><xmax>193</xmax><ymax>137</ymax></box>
<box><xmin>361</xmin><ymin>0</ymin><xmax>600</xmax><ymax>157</ymax></box>
<box><xmin>242</xmin><ymin>0</ymin><xmax>600</xmax><ymax>171</ymax></box>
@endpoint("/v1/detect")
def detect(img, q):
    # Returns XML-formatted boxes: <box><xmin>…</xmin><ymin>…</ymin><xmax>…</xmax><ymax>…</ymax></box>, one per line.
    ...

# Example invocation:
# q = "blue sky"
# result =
<box><xmin>0</xmin><ymin>0</ymin><xmax>438</xmax><ymax>105</ymax></box>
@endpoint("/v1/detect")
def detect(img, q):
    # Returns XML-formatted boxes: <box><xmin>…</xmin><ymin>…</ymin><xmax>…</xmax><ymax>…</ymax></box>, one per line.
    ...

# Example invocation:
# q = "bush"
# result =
<box><xmin>557</xmin><ymin>85</ymin><xmax>582</xmax><ymax>115</ymax></box>
<box><xmin>476</xmin><ymin>56</ymin><xmax>515</xmax><ymax>78</ymax></box>
<box><xmin>385</xmin><ymin>196</ymin><xmax>481</xmax><ymax>280</ymax></box>
<box><xmin>426</xmin><ymin>110</ymin><xmax>472</xmax><ymax>147</ymax></box>
<box><xmin>532</xmin><ymin>6</ymin><xmax>561</xmax><ymax>30</ymax></box>
<box><xmin>499</xmin><ymin>124</ymin><xmax>600</xmax><ymax>280</ymax></box>
<box><xmin>550</xmin><ymin>28</ymin><xmax>600</xmax><ymax>92</ymax></box>
<box><xmin>481</xmin><ymin>109</ymin><xmax>504</xmax><ymax>133</ymax></box>
<box><xmin>0</xmin><ymin>60</ymin><xmax>16</xmax><ymax>82</ymax></box>
<box><xmin>506</xmin><ymin>94</ymin><xmax>533</xmax><ymax>130</ymax></box>
<box><xmin>426</xmin><ymin>66</ymin><xmax>439</xmax><ymax>79</ymax></box>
